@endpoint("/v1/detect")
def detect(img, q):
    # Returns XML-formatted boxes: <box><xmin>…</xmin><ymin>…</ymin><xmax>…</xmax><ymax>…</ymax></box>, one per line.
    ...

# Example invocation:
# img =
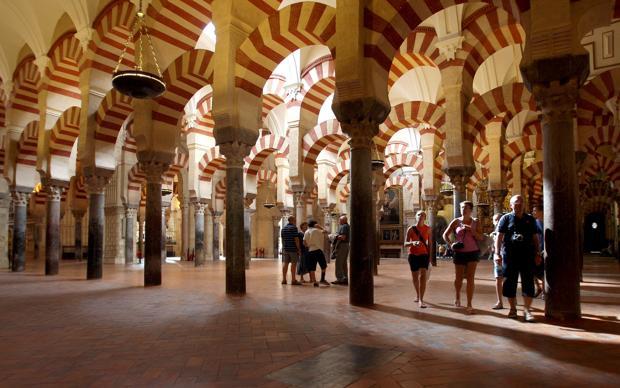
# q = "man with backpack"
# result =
<box><xmin>405</xmin><ymin>210</ymin><xmax>431</xmax><ymax>308</ymax></box>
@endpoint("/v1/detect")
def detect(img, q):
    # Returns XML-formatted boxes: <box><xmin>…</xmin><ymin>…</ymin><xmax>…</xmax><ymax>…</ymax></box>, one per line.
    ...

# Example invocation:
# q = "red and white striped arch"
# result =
<box><xmin>154</xmin><ymin>49</ymin><xmax>215</xmax><ymax>128</ymax></box>
<box><xmin>521</xmin><ymin>161</ymin><xmax>543</xmax><ymax>199</ymax></box>
<box><xmin>584</xmin><ymin>155</ymin><xmax>620</xmax><ymax>185</ymax></box>
<box><xmin>338</xmin><ymin>183</ymin><xmax>350</xmax><ymax>204</ymax></box>
<box><xmin>123</xmin><ymin>121</ymin><xmax>137</xmax><ymax>154</ymax></box>
<box><xmin>301</xmin><ymin>56</ymin><xmax>334</xmax><ymax>88</ymax></box>
<box><xmin>262</xmin><ymin>75</ymin><xmax>286</xmax><ymax>121</ymax></box>
<box><xmin>384</xmin><ymin>141</ymin><xmax>408</xmax><ymax>157</ymax></box>
<box><xmin>327</xmin><ymin>159</ymin><xmax>350</xmax><ymax>191</ymax></box>
<box><xmin>198</xmin><ymin>146</ymin><xmax>225</xmax><ymax>182</ymax></box>
<box><xmin>377</xmin><ymin>101</ymin><xmax>446</xmax><ymax>151</ymax></box>
<box><xmin>522</xmin><ymin>119</ymin><xmax>541</xmax><ymax>136</ymax></box>
<box><xmin>85</xmin><ymin>0</ymin><xmax>135</xmax><ymax>75</ymax></box>
<box><xmin>127</xmin><ymin>163</ymin><xmax>145</xmax><ymax>194</ymax></box>
<box><xmin>164</xmin><ymin>152</ymin><xmax>189</xmax><ymax>183</ymax></box>
<box><xmin>300</xmin><ymin>76</ymin><xmax>335</xmax><ymax>127</ymax></box>
<box><xmin>11</xmin><ymin>56</ymin><xmax>41</xmax><ymax>126</ymax></box>
<box><xmin>577</xmin><ymin>68</ymin><xmax>620</xmax><ymax>125</ymax></box>
<box><xmin>16</xmin><ymin>121</ymin><xmax>39</xmax><ymax>168</ymax></box>
<box><xmin>383</xmin><ymin>152</ymin><xmax>423</xmax><ymax>179</ymax></box>
<box><xmin>583</xmin><ymin>125</ymin><xmax>620</xmax><ymax>157</ymax></box>
<box><xmin>95</xmin><ymin>89</ymin><xmax>133</xmax><ymax>145</ymax></box>
<box><xmin>385</xmin><ymin>175</ymin><xmax>414</xmax><ymax>191</ymax></box>
<box><xmin>215</xmin><ymin>179</ymin><xmax>227</xmax><ymax>201</ymax></box>
<box><xmin>49</xmin><ymin>107</ymin><xmax>81</xmax><ymax>158</ymax></box>
<box><xmin>502</xmin><ymin>133</ymin><xmax>543</xmax><ymax>169</ymax></box>
<box><xmin>245</xmin><ymin>134</ymin><xmax>289</xmax><ymax>176</ymax></box>
<box><xmin>465</xmin><ymin>83</ymin><xmax>536</xmax><ymax>143</ymax></box>
<box><xmin>302</xmin><ymin>119</ymin><xmax>346</xmax><ymax>164</ymax></box>
<box><xmin>235</xmin><ymin>2</ymin><xmax>336</xmax><ymax>98</ymax></box>
<box><xmin>389</xmin><ymin>27</ymin><xmax>439</xmax><ymax>89</ymax></box>
<box><xmin>148</xmin><ymin>0</ymin><xmax>213</xmax><ymax>52</ymax></box>
<box><xmin>472</xmin><ymin>138</ymin><xmax>490</xmax><ymax>168</ymax></box>
<box><xmin>45</xmin><ymin>32</ymin><xmax>83</xmax><ymax>108</ymax></box>
<box><xmin>458</xmin><ymin>6</ymin><xmax>524</xmax><ymax>84</ymax></box>
<box><xmin>191</xmin><ymin>93</ymin><xmax>214</xmax><ymax>137</ymax></box>
<box><xmin>364</xmin><ymin>0</ymin><xmax>523</xmax><ymax>74</ymax></box>
<box><xmin>0</xmin><ymin>86</ymin><xmax>6</xmax><ymax>128</ymax></box>
<box><xmin>257</xmin><ymin>168</ymin><xmax>277</xmax><ymax>188</ymax></box>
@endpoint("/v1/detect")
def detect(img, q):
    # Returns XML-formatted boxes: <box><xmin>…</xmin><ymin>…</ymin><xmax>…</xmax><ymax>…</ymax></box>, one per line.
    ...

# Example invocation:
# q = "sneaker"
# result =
<box><xmin>492</xmin><ymin>303</ymin><xmax>504</xmax><ymax>310</ymax></box>
<box><xmin>319</xmin><ymin>280</ymin><xmax>330</xmax><ymax>286</ymax></box>
<box><xmin>524</xmin><ymin>310</ymin><xmax>535</xmax><ymax>322</ymax></box>
<box><xmin>508</xmin><ymin>309</ymin><xmax>518</xmax><ymax>319</ymax></box>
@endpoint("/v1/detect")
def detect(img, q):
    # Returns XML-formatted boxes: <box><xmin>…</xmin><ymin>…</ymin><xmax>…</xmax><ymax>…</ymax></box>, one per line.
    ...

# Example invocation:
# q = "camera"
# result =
<box><xmin>451</xmin><ymin>241</ymin><xmax>465</xmax><ymax>250</ymax></box>
<box><xmin>512</xmin><ymin>233</ymin><xmax>524</xmax><ymax>242</ymax></box>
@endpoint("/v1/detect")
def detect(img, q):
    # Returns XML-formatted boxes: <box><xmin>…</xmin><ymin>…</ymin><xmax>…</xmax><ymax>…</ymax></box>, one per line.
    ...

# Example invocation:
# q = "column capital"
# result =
<box><xmin>422</xmin><ymin>195</ymin><xmax>439</xmax><ymax>213</ymax></box>
<box><xmin>444</xmin><ymin>165</ymin><xmax>475</xmax><ymax>193</ymax></box>
<box><xmin>244</xmin><ymin>193</ymin><xmax>256</xmax><ymax>208</ymax></box>
<box><xmin>11</xmin><ymin>191</ymin><xmax>31</xmax><ymax>207</ymax></box>
<box><xmin>45</xmin><ymin>185</ymin><xmax>64</xmax><ymax>202</ymax></box>
<box><xmin>331</xmin><ymin>97</ymin><xmax>390</xmax><ymax>129</ymax></box>
<box><xmin>340</xmin><ymin>122</ymin><xmax>379</xmax><ymax>149</ymax></box>
<box><xmin>137</xmin><ymin>151</ymin><xmax>174</xmax><ymax>184</ymax></box>
<box><xmin>71</xmin><ymin>208</ymin><xmax>86</xmax><ymax>219</ymax></box>
<box><xmin>83</xmin><ymin>166</ymin><xmax>114</xmax><ymax>194</ymax></box>
<box><xmin>125</xmin><ymin>206</ymin><xmax>138</xmax><ymax>218</ymax></box>
<box><xmin>219</xmin><ymin>140</ymin><xmax>253</xmax><ymax>167</ymax></box>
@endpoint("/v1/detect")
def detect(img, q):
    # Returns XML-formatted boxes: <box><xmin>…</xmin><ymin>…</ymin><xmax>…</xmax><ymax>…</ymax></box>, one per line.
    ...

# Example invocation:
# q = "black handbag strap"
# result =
<box><xmin>410</xmin><ymin>226</ymin><xmax>428</xmax><ymax>250</ymax></box>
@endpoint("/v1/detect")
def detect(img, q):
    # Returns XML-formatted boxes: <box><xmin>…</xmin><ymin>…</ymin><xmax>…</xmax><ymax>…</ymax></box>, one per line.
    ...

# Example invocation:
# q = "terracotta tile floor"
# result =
<box><xmin>0</xmin><ymin>255</ymin><xmax>619</xmax><ymax>387</ymax></box>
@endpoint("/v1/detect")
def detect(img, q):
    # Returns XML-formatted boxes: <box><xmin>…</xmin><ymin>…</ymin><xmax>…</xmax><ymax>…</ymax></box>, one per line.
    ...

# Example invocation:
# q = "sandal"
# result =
<box><xmin>466</xmin><ymin>307</ymin><xmax>475</xmax><ymax>315</ymax></box>
<box><xmin>454</xmin><ymin>300</ymin><xmax>461</xmax><ymax>308</ymax></box>
<box><xmin>414</xmin><ymin>297</ymin><xmax>420</xmax><ymax>303</ymax></box>
<box><xmin>492</xmin><ymin>303</ymin><xmax>504</xmax><ymax>310</ymax></box>
<box><xmin>419</xmin><ymin>302</ymin><xmax>427</xmax><ymax>308</ymax></box>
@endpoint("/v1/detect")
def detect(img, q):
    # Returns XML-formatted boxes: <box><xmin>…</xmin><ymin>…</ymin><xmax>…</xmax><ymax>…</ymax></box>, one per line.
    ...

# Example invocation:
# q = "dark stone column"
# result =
<box><xmin>488</xmin><ymin>189</ymin><xmax>508</xmax><ymax>215</ymax></box>
<box><xmin>220</xmin><ymin>141</ymin><xmax>253</xmax><ymax>295</ymax></box>
<box><xmin>445</xmin><ymin>166</ymin><xmax>475</xmax><ymax>218</ymax></box>
<box><xmin>140</xmin><ymin>156</ymin><xmax>171</xmax><ymax>287</ymax></box>
<box><xmin>44</xmin><ymin>184</ymin><xmax>64</xmax><ymax>275</ymax></box>
<box><xmin>125</xmin><ymin>206</ymin><xmax>137</xmax><ymax>264</ymax></box>
<box><xmin>342</xmin><ymin>123</ymin><xmax>378</xmax><ymax>306</ymax></box>
<box><xmin>84</xmin><ymin>168</ymin><xmax>113</xmax><ymax>279</ymax></box>
<box><xmin>11</xmin><ymin>190</ymin><xmax>30</xmax><ymax>272</ymax></box>
<box><xmin>181</xmin><ymin>202</ymin><xmax>189</xmax><ymax>260</ymax></box>
<box><xmin>193</xmin><ymin>201</ymin><xmax>205</xmax><ymax>266</ymax></box>
<box><xmin>72</xmin><ymin>210</ymin><xmax>85</xmax><ymax>261</ymax></box>
<box><xmin>522</xmin><ymin>54</ymin><xmax>589</xmax><ymax>320</ymax></box>
<box><xmin>423</xmin><ymin>195</ymin><xmax>439</xmax><ymax>267</ymax></box>
<box><xmin>212</xmin><ymin>211</ymin><xmax>221</xmax><ymax>261</ymax></box>
<box><xmin>137</xmin><ymin>212</ymin><xmax>144</xmax><ymax>262</ymax></box>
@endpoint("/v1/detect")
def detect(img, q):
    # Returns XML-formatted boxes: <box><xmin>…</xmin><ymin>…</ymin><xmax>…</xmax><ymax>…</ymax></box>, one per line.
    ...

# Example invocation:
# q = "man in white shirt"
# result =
<box><xmin>304</xmin><ymin>220</ymin><xmax>330</xmax><ymax>287</ymax></box>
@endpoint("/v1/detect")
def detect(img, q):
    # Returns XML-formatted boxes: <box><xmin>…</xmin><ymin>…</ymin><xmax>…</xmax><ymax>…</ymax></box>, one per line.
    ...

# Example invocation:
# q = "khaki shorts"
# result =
<box><xmin>283</xmin><ymin>251</ymin><xmax>299</xmax><ymax>264</ymax></box>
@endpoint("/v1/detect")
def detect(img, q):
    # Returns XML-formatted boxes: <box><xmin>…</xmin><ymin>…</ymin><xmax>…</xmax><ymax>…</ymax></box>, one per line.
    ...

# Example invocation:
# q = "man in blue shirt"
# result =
<box><xmin>280</xmin><ymin>215</ymin><xmax>302</xmax><ymax>285</ymax></box>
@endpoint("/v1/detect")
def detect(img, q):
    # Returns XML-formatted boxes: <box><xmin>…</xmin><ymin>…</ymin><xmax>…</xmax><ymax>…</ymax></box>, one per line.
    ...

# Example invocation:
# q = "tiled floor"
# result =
<box><xmin>0</xmin><ymin>255</ymin><xmax>619</xmax><ymax>387</ymax></box>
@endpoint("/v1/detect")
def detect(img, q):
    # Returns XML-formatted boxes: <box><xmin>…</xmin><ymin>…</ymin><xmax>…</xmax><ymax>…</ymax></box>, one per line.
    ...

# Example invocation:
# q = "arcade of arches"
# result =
<box><xmin>0</xmin><ymin>1</ymin><xmax>620</xmax><ymax>385</ymax></box>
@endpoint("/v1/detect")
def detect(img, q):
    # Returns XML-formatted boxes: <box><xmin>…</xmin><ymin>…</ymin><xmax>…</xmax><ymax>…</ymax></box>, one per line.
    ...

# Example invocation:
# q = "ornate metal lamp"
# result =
<box><xmin>112</xmin><ymin>0</ymin><xmax>166</xmax><ymax>99</ymax></box>
<box><xmin>370</xmin><ymin>141</ymin><xmax>384</xmax><ymax>171</ymax></box>
<box><xmin>263</xmin><ymin>178</ymin><xmax>276</xmax><ymax>209</ymax></box>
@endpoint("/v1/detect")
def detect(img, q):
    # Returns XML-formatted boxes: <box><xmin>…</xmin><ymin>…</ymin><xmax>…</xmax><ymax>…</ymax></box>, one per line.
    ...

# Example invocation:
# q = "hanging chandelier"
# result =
<box><xmin>112</xmin><ymin>0</ymin><xmax>166</xmax><ymax>99</ymax></box>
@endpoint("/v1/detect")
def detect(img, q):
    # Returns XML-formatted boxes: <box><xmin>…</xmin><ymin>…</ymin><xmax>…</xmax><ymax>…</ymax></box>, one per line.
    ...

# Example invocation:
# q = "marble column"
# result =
<box><xmin>141</xmin><ymin>160</ymin><xmax>169</xmax><ymax>286</ymax></box>
<box><xmin>522</xmin><ymin>54</ymin><xmax>588</xmax><ymax>320</ymax></box>
<box><xmin>445</xmin><ymin>167</ymin><xmax>474</xmax><ymax>218</ymax></box>
<box><xmin>0</xmin><ymin>192</ymin><xmax>10</xmax><ymax>269</ymax></box>
<box><xmin>341</xmin><ymin>122</ymin><xmax>377</xmax><ymax>306</ymax></box>
<box><xmin>193</xmin><ymin>201</ymin><xmax>206</xmax><ymax>266</ymax></box>
<box><xmin>84</xmin><ymin>169</ymin><xmax>112</xmax><ymax>279</ymax></box>
<box><xmin>220</xmin><ymin>141</ymin><xmax>252</xmax><ymax>295</ymax></box>
<box><xmin>204</xmin><ymin>209</ymin><xmax>213</xmax><ymax>260</ymax></box>
<box><xmin>423</xmin><ymin>196</ymin><xmax>439</xmax><ymax>267</ymax></box>
<box><xmin>488</xmin><ymin>189</ymin><xmax>508</xmax><ymax>216</ymax></box>
<box><xmin>125</xmin><ymin>206</ymin><xmax>138</xmax><ymax>264</ymax></box>
<box><xmin>11</xmin><ymin>190</ymin><xmax>30</xmax><ymax>272</ymax></box>
<box><xmin>244</xmin><ymin>207</ymin><xmax>254</xmax><ymax>269</ymax></box>
<box><xmin>44</xmin><ymin>184</ymin><xmax>64</xmax><ymax>275</ymax></box>
<box><xmin>212</xmin><ymin>211</ymin><xmax>221</xmax><ymax>261</ymax></box>
<box><xmin>181</xmin><ymin>203</ymin><xmax>190</xmax><ymax>260</ymax></box>
<box><xmin>72</xmin><ymin>210</ymin><xmax>85</xmax><ymax>261</ymax></box>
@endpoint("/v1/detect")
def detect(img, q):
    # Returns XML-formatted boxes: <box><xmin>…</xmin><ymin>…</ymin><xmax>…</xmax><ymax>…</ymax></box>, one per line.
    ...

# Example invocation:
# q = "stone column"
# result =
<box><xmin>204</xmin><ymin>208</ymin><xmax>213</xmax><ymax>260</ymax></box>
<box><xmin>340</xmin><ymin>122</ymin><xmax>378</xmax><ymax>306</ymax></box>
<box><xmin>84</xmin><ymin>168</ymin><xmax>113</xmax><ymax>279</ymax></box>
<box><xmin>293</xmin><ymin>191</ymin><xmax>305</xmax><ymax>224</ymax></box>
<box><xmin>72</xmin><ymin>210</ymin><xmax>85</xmax><ymax>261</ymax></box>
<box><xmin>330</xmin><ymin>213</ymin><xmax>339</xmax><ymax>234</ymax></box>
<box><xmin>445</xmin><ymin>167</ymin><xmax>474</xmax><ymax>218</ymax></box>
<box><xmin>11</xmin><ymin>190</ymin><xmax>31</xmax><ymax>272</ymax></box>
<box><xmin>137</xmin><ymin>213</ymin><xmax>144</xmax><ymax>263</ymax></box>
<box><xmin>141</xmin><ymin>160</ymin><xmax>169</xmax><ymax>286</ymax></box>
<box><xmin>181</xmin><ymin>202</ymin><xmax>190</xmax><ymax>260</ymax></box>
<box><xmin>522</xmin><ymin>54</ymin><xmax>588</xmax><ymax>320</ymax></box>
<box><xmin>272</xmin><ymin>216</ymin><xmax>280</xmax><ymax>259</ymax></box>
<box><xmin>220</xmin><ymin>142</ymin><xmax>252</xmax><ymax>295</ymax></box>
<box><xmin>0</xmin><ymin>192</ymin><xmax>9</xmax><ymax>270</ymax></box>
<box><xmin>423</xmin><ymin>196</ymin><xmax>439</xmax><ymax>266</ymax></box>
<box><xmin>212</xmin><ymin>211</ymin><xmax>221</xmax><ymax>261</ymax></box>
<box><xmin>44</xmin><ymin>184</ymin><xmax>64</xmax><ymax>275</ymax></box>
<box><xmin>161</xmin><ymin>205</ymin><xmax>168</xmax><ymax>263</ymax></box>
<box><xmin>125</xmin><ymin>206</ymin><xmax>138</xmax><ymax>264</ymax></box>
<box><xmin>193</xmin><ymin>201</ymin><xmax>206</xmax><ymax>266</ymax></box>
<box><xmin>488</xmin><ymin>189</ymin><xmax>508</xmax><ymax>215</ymax></box>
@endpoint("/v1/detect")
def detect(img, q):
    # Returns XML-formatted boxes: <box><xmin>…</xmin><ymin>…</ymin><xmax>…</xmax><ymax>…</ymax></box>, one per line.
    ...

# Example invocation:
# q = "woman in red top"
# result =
<box><xmin>405</xmin><ymin>210</ymin><xmax>431</xmax><ymax>308</ymax></box>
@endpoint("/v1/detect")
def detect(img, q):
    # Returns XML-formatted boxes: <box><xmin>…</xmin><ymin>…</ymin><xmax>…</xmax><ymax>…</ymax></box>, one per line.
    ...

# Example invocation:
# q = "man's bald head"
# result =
<box><xmin>339</xmin><ymin>215</ymin><xmax>348</xmax><ymax>224</ymax></box>
<box><xmin>510</xmin><ymin>195</ymin><xmax>524</xmax><ymax>216</ymax></box>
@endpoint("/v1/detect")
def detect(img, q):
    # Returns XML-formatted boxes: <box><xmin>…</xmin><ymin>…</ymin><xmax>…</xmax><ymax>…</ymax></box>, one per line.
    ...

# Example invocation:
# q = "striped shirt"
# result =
<box><xmin>281</xmin><ymin>223</ymin><xmax>299</xmax><ymax>252</ymax></box>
